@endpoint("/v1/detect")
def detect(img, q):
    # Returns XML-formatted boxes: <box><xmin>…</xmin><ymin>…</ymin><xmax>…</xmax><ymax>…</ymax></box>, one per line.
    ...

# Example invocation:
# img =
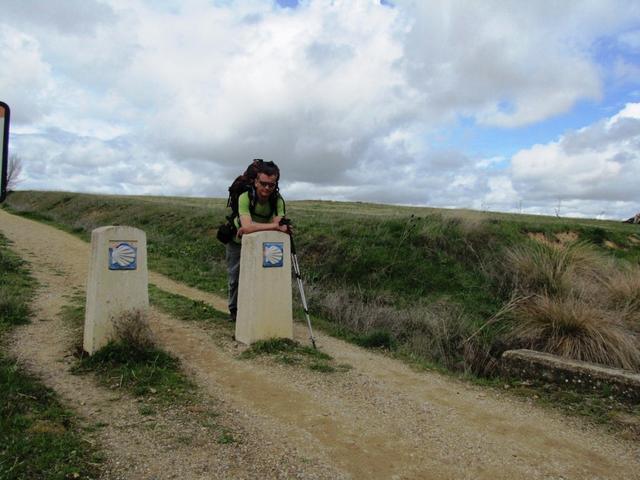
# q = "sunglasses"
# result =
<box><xmin>257</xmin><ymin>180</ymin><xmax>277</xmax><ymax>190</ymax></box>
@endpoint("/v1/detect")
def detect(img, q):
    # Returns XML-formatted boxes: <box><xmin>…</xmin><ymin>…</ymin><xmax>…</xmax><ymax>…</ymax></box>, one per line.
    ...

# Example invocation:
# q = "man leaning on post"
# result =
<box><xmin>226</xmin><ymin>160</ymin><xmax>288</xmax><ymax>322</ymax></box>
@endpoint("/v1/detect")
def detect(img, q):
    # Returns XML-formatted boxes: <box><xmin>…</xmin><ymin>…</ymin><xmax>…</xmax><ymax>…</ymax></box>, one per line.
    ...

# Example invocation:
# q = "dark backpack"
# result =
<box><xmin>216</xmin><ymin>159</ymin><xmax>283</xmax><ymax>244</ymax></box>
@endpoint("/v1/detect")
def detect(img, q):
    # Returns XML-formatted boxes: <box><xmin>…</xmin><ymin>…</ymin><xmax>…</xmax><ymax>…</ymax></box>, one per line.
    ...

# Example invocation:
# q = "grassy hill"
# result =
<box><xmin>4</xmin><ymin>190</ymin><xmax>640</xmax><ymax>376</ymax></box>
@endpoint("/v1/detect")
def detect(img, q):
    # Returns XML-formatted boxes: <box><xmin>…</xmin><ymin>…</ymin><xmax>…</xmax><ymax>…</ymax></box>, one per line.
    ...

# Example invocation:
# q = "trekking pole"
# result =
<box><xmin>281</xmin><ymin>219</ymin><xmax>317</xmax><ymax>349</ymax></box>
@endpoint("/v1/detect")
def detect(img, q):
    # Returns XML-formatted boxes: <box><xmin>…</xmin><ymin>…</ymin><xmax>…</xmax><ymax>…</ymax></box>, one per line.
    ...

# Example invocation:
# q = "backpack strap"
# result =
<box><xmin>271</xmin><ymin>192</ymin><xmax>284</xmax><ymax>217</ymax></box>
<box><xmin>248</xmin><ymin>186</ymin><xmax>258</xmax><ymax>216</ymax></box>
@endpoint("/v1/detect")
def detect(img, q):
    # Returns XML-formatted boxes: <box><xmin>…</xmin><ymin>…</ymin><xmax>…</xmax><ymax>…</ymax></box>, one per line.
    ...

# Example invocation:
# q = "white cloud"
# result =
<box><xmin>484</xmin><ymin>176</ymin><xmax>518</xmax><ymax>204</ymax></box>
<box><xmin>2</xmin><ymin>0</ymin><xmax>116</xmax><ymax>35</ymax></box>
<box><xmin>610</xmin><ymin>102</ymin><xmax>640</xmax><ymax>122</ymax></box>
<box><xmin>0</xmin><ymin>25</ymin><xmax>54</xmax><ymax>123</ymax></box>
<box><xmin>2</xmin><ymin>0</ymin><xmax>640</xmax><ymax>219</ymax></box>
<box><xmin>394</xmin><ymin>0</ymin><xmax>629</xmax><ymax>127</ymax></box>
<box><xmin>510</xmin><ymin>102</ymin><xmax>640</xmax><ymax>213</ymax></box>
<box><xmin>451</xmin><ymin>174</ymin><xmax>477</xmax><ymax>189</ymax></box>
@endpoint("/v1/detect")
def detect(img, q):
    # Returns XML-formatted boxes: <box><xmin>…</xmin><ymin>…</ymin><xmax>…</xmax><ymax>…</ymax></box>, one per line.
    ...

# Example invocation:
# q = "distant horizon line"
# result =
<box><xmin>6</xmin><ymin>189</ymin><xmax>635</xmax><ymax>223</ymax></box>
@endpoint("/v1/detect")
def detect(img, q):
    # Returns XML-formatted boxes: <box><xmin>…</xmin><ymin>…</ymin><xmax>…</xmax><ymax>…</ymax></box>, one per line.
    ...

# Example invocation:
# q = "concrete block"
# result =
<box><xmin>502</xmin><ymin>349</ymin><xmax>640</xmax><ymax>402</ymax></box>
<box><xmin>83</xmin><ymin>226</ymin><xmax>149</xmax><ymax>354</ymax></box>
<box><xmin>235</xmin><ymin>231</ymin><xmax>293</xmax><ymax>345</ymax></box>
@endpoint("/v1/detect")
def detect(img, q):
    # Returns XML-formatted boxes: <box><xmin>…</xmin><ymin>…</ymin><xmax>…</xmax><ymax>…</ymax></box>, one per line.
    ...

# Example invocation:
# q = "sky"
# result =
<box><xmin>2</xmin><ymin>0</ymin><xmax>640</xmax><ymax>219</ymax></box>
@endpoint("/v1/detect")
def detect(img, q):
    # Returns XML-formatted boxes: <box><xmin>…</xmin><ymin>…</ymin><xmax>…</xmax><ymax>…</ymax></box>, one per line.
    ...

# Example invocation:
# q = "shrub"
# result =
<box><xmin>355</xmin><ymin>330</ymin><xmax>394</xmax><ymax>349</ymax></box>
<box><xmin>77</xmin><ymin>310</ymin><xmax>193</xmax><ymax>401</ymax></box>
<box><xmin>0</xmin><ymin>291</ymin><xmax>30</xmax><ymax>326</ymax></box>
<box><xmin>0</xmin><ymin>242</ymin><xmax>33</xmax><ymax>326</ymax></box>
<box><xmin>85</xmin><ymin>310</ymin><xmax>168</xmax><ymax>365</ymax></box>
<box><xmin>505</xmin><ymin>293</ymin><xmax>640</xmax><ymax>371</ymax></box>
<box><xmin>600</xmin><ymin>264</ymin><xmax>640</xmax><ymax>325</ymax></box>
<box><xmin>314</xmin><ymin>288</ymin><xmax>497</xmax><ymax>374</ymax></box>
<box><xmin>85</xmin><ymin>310</ymin><xmax>167</xmax><ymax>368</ymax></box>
<box><xmin>0</xmin><ymin>247</ymin><xmax>23</xmax><ymax>273</ymax></box>
<box><xmin>503</xmin><ymin>241</ymin><xmax>603</xmax><ymax>296</ymax></box>
<box><xmin>112</xmin><ymin>309</ymin><xmax>156</xmax><ymax>350</ymax></box>
<box><xmin>400</xmin><ymin>303</ymin><xmax>470</xmax><ymax>367</ymax></box>
<box><xmin>500</xmin><ymin>240</ymin><xmax>640</xmax><ymax>371</ymax></box>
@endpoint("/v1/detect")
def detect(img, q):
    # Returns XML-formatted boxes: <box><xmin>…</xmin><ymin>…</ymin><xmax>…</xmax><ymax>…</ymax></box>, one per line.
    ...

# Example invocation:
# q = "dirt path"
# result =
<box><xmin>1</xmin><ymin>208</ymin><xmax>639</xmax><ymax>479</ymax></box>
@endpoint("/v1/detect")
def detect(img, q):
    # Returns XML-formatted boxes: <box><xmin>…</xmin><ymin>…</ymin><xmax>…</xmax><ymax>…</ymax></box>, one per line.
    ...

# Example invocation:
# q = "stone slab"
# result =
<box><xmin>235</xmin><ymin>231</ymin><xmax>293</xmax><ymax>345</ymax></box>
<box><xmin>502</xmin><ymin>349</ymin><xmax>640</xmax><ymax>402</ymax></box>
<box><xmin>83</xmin><ymin>226</ymin><xmax>149</xmax><ymax>354</ymax></box>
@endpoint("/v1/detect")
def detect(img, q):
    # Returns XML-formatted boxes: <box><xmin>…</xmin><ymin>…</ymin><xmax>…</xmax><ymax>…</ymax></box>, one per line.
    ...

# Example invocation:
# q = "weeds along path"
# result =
<box><xmin>1</xmin><ymin>208</ymin><xmax>639</xmax><ymax>480</ymax></box>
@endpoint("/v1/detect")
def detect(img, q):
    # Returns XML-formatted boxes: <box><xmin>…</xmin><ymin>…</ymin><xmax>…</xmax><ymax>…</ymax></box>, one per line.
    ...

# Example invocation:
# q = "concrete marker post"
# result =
<box><xmin>83</xmin><ymin>226</ymin><xmax>149</xmax><ymax>355</ymax></box>
<box><xmin>235</xmin><ymin>231</ymin><xmax>293</xmax><ymax>345</ymax></box>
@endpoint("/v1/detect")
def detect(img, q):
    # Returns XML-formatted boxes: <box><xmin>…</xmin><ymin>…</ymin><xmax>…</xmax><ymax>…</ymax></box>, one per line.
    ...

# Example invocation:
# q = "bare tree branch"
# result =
<box><xmin>7</xmin><ymin>154</ymin><xmax>23</xmax><ymax>191</ymax></box>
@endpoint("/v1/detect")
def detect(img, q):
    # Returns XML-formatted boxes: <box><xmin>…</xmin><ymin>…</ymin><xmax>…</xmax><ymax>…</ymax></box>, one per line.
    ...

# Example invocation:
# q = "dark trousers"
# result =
<box><xmin>225</xmin><ymin>241</ymin><xmax>241</xmax><ymax>314</ymax></box>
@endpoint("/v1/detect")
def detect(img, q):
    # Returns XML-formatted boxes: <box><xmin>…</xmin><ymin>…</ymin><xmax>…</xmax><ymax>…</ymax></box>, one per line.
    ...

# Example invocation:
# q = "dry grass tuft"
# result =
<box><xmin>26</xmin><ymin>420</ymin><xmax>67</xmax><ymax>435</ymax></box>
<box><xmin>601</xmin><ymin>265</ymin><xmax>640</xmax><ymax>312</ymax></box>
<box><xmin>501</xmin><ymin>241</ymin><xmax>640</xmax><ymax>371</ymax></box>
<box><xmin>504</xmin><ymin>241</ymin><xmax>604</xmax><ymax>296</ymax></box>
<box><xmin>314</xmin><ymin>288</ymin><xmax>496</xmax><ymax>374</ymax></box>
<box><xmin>401</xmin><ymin>303</ymin><xmax>473</xmax><ymax>370</ymax></box>
<box><xmin>112</xmin><ymin>309</ymin><xmax>156</xmax><ymax>349</ymax></box>
<box><xmin>506</xmin><ymin>293</ymin><xmax>640</xmax><ymax>371</ymax></box>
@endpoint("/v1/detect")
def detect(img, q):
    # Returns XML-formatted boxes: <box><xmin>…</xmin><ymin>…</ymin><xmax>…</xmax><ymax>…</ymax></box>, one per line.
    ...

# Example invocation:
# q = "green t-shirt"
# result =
<box><xmin>232</xmin><ymin>191</ymin><xmax>285</xmax><ymax>243</ymax></box>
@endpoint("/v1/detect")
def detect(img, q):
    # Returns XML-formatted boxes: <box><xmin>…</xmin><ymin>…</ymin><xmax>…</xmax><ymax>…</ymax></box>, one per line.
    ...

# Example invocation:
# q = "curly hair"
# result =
<box><xmin>253</xmin><ymin>159</ymin><xmax>280</xmax><ymax>181</ymax></box>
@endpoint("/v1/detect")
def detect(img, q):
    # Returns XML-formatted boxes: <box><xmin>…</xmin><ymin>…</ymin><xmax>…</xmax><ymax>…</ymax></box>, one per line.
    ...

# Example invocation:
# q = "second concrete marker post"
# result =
<box><xmin>235</xmin><ymin>231</ymin><xmax>293</xmax><ymax>345</ymax></box>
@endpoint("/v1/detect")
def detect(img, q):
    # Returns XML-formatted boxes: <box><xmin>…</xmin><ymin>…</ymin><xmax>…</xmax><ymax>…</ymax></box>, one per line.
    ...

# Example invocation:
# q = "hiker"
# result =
<box><xmin>225</xmin><ymin>160</ymin><xmax>288</xmax><ymax>322</ymax></box>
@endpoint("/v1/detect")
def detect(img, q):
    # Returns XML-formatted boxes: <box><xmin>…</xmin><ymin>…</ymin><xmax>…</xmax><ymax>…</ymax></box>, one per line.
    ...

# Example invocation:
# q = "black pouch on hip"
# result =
<box><xmin>216</xmin><ymin>221</ymin><xmax>237</xmax><ymax>244</ymax></box>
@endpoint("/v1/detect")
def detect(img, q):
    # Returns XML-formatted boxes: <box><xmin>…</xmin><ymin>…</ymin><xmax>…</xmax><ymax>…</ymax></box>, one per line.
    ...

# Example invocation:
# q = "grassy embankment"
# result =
<box><xmin>0</xmin><ymin>234</ymin><xmax>101</xmax><ymax>479</ymax></box>
<box><xmin>4</xmin><ymin>191</ymin><xmax>640</xmax><ymax>380</ymax></box>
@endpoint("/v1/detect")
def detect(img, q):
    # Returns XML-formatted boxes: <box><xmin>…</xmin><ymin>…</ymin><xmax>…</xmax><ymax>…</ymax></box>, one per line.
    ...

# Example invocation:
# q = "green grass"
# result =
<box><xmin>4</xmin><ymin>191</ymin><xmax>640</xmax><ymax>377</ymax></box>
<box><xmin>240</xmin><ymin>338</ymin><xmax>342</xmax><ymax>373</ymax></box>
<box><xmin>217</xmin><ymin>429</ymin><xmax>236</xmax><ymax>444</ymax></box>
<box><xmin>0</xmin><ymin>234</ymin><xmax>101</xmax><ymax>480</ymax></box>
<box><xmin>59</xmin><ymin>294</ymin><xmax>85</xmax><ymax>326</ymax></box>
<box><xmin>58</xmin><ymin>293</ymin><xmax>197</xmax><ymax>405</ymax></box>
<box><xmin>0</xmin><ymin>358</ymin><xmax>104</xmax><ymax>479</ymax></box>
<box><xmin>308</xmin><ymin>362</ymin><xmax>336</xmax><ymax>373</ymax></box>
<box><xmin>0</xmin><ymin>236</ymin><xmax>35</xmax><ymax>326</ymax></box>
<box><xmin>6</xmin><ymin>191</ymin><xmax>639</xmax><ymax>308</ymax></box>
<box><xmin>4</xmin><ymin>192</ymin><xmax>640</xmax><ymax>435</ymax></box>
<box><xmin>354</xmin><ymin>330</ymin><xmax>394</xmax><ymax>349</ymax></box>
<box><xmin>73</xmin><ymin>340</ymin><xmax>196</xmax><ymax>402</ymax></box>
<box><xmin>148</xmin><ymin>284</ymin><xmax>229</xmax><ymax>324</ymax></box>
<box><xmin>240</xmin><ymin>338</ymin><xmax>330</xmax><ymax>360</ymax></box>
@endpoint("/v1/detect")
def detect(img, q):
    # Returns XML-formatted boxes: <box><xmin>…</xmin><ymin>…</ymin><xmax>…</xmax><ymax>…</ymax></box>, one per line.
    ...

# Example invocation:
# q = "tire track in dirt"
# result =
<box><xmin>2</xmin><ymin>208</ymin><xmax>639</xmax><ymax>479</ymax></box>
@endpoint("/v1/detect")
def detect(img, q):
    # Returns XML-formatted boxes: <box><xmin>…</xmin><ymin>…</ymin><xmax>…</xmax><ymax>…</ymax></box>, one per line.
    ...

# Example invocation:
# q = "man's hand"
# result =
<box><xmin>277</xmin><ymin>223</ymin><xmax>290</xmax><ymax>234</ymax></box>
<box><xmin>278</xmin><ymin>217</ymin><xmax>293</xmax><ymax>234</ymax></box>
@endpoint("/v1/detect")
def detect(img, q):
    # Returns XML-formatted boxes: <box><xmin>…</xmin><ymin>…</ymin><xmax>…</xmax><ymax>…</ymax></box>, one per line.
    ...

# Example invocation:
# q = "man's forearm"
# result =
<box><xmin>238</xmin><ymin>215</ymin><xmax>286</xmax><ymax>237</ymax></box>
<box><xmin>240</xmin><ymin>221</ymin><xmax>279</xmax><ymax>234</ymax></box>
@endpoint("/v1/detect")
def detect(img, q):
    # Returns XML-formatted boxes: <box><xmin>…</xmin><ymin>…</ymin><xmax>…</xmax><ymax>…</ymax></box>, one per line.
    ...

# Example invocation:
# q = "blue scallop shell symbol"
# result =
<box><xmin>263</xmin><ymin>242</ymin><xmax>284</xmax><ymax>268</ymax></box>
<box><xmin>109</xmin><ymin>242</ymin><xmax>137</xmax><ymax>270</ymax></box>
